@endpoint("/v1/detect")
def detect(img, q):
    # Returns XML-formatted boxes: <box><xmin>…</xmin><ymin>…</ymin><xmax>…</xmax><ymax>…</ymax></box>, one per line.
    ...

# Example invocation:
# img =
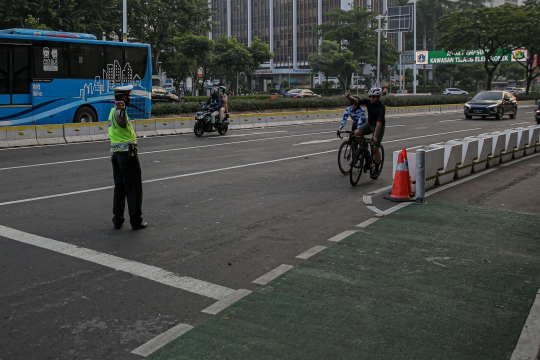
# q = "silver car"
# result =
<box><xmin>443</xmin><ymin>88</ymin><xmax>468</xmax><ymax>95</ymax></box>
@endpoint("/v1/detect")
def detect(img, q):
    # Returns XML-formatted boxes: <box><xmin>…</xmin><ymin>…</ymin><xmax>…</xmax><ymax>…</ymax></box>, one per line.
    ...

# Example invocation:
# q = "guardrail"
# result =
<box><xmin>0</xmin><ymin>101</ymin><xmax>535</xmax><ymax>149</ymax></box>
<box><xmin>392</xmin><ymin>124</ymin><xmax>540</xmax><ymax>192</ymax></box>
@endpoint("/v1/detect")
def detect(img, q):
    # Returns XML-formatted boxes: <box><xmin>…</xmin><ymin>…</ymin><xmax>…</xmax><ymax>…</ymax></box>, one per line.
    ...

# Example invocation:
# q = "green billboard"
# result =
<box><xmin>415</xmin><ymin>49</ymin><xmax>527</xmax><ymax>65</ymax></box>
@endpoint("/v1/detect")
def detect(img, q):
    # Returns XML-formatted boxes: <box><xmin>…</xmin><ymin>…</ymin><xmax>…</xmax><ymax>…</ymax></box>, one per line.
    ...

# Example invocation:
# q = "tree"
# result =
<box><xmin>456</xmin><ymin>0</ymin><xmax>486</xmax><ymax>10</ymax></box>
<box><xmin>514</xmin><ymin>0</ymin><xmax>540</xmax><ymax>94</ymax></box>
<box><xmin>214</xmin><ymin>36</ymin><xmax>253</xmax><ymax>90</ymax></box>
<box><xmin>313</xmin><ymin>4</ymin><xmax>398</xmax><ymax>74</ymax></box>
<box><xmin>308</xmin><ymin>40</ymin><xmax>339</xmax><ymax>96</ymax></box>
<box><xmin>331</xmin><ymin>50</ymin><xmax>358</xmax><ymax>90</ymax></box>
<box><xmin>177</xmin><ymin>34</ymin><xmax>215</xmax><ymax>93</ymax></box>
<box><xmin>437</xmin><ymin>5</ymin><xmax>523</xmax><ymax>90</ymax></box>
<box><xmin>246</xmin><ymin>37</ymin><xmax>274</xmax><ymax>92</ymax></box>
<box><xmin>128</xmin><ymin>0</ymin><xmax>213</xmax><ymax>69</ymax></box>
<box><xmin>23</xmin><ymin>15</ymin><xmax>51</xmax><ymax>30</ymax></box>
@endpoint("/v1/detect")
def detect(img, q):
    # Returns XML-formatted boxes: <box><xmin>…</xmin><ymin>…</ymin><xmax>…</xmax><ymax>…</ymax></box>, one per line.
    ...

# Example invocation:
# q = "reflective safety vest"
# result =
<box><xmin>108</xmin><ymin>108</ymin><xmax>137</xmax><ymax>152</ymax></box>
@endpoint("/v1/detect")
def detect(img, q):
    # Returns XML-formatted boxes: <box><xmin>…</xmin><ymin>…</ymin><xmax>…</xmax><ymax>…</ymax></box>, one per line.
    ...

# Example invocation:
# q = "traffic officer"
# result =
<box><xmin>109</xmin><ymin>85</ymin><xmax>147</xmax><ymax>230</ymax></box>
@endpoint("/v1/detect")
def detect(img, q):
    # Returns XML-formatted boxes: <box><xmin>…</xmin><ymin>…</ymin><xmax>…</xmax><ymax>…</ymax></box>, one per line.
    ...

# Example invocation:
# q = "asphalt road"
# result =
<box><xmin>0</xmin><ymin>105</ymin><xmax>537</xmax><ymax>359</ymax></box>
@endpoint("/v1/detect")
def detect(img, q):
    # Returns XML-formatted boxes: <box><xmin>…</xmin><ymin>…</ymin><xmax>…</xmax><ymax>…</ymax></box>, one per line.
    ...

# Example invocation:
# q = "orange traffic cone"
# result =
<box><xmin>401</xmin><ymin>148</ymin><xmax>414</xmax><ymax>197</ymax></box>
<box><xmin>384</xmin><ymin>152</ymin><xmax>414</xmax><ymax>202</ymax></box>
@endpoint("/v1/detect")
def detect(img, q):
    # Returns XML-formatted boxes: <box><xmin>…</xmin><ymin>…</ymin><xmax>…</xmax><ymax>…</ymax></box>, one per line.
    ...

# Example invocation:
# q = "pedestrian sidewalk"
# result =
<box><xmin>145</xmin><ymin>199</ymin><xmax>540</xmax><ymax>360</ymax></box>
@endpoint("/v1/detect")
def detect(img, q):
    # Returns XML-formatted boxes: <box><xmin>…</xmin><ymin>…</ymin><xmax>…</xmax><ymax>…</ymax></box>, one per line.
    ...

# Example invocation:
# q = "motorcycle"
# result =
<box><xmin>535</xmin><ymin>102</ymin><xmax>540</xmax><ymax>125</ymax></box>
<box><xmin>194</xmin><ymin>104</ymin><xmax>229</xmax><ymax>137</ymax></box>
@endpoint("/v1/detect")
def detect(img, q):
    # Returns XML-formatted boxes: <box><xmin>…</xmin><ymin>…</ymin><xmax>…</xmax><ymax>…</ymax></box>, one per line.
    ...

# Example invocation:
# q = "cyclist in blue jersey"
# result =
<box><xmin>336</xmin><ymin>99</ymin><xmax>366</xmax><ymax>138</ymax></box>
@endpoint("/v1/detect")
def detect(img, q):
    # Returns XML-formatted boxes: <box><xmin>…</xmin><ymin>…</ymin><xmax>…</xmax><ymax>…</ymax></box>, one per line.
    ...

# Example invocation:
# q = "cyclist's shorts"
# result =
<box><xmin>357</xmin><ymin>122</ymin><xmax>385</xmax><ymax>147</ymax></box>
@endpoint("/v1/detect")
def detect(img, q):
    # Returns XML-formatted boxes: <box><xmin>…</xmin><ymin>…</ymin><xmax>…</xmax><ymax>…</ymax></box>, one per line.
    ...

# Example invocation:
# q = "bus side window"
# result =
<box><xmin>33</xmin><ymin>41</ymin><xmax>68</xmax><ymax>78</ymax></box>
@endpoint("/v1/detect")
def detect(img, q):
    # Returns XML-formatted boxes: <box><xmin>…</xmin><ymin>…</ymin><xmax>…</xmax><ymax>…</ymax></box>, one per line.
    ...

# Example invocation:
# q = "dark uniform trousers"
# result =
<box><xmin>111</xmin><ymin>151</ymin><xmax>143</xmax><ymax>228</ymax></box>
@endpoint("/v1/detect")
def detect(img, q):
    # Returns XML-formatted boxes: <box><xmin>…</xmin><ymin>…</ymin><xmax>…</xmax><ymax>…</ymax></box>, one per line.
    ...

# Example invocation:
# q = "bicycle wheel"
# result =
<box><xmin>337</xmin><ymin>141</ymin><xmax>353</xmax><ymax>175</ymax></box>
<box><xmin>349</xmin><ymin>149</ymin><xmax>364</xmax><ymax>186</ymax></box>
<box><xmin>370</xmin><ymin>144</ymin><xmax>385</xmax><ymax>180</ymax></box>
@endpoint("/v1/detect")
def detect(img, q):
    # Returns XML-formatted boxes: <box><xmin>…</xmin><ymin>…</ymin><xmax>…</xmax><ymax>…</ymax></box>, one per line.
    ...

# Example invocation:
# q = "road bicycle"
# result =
<box><xmin>349</xmin><ymin>135</ymin><xmax>385</xmax><ymax>186</ymax></box>
<box><xmin>337</xmin><ymin>130</ymin><xmax>358</xmax><ymax>175</ymax></box>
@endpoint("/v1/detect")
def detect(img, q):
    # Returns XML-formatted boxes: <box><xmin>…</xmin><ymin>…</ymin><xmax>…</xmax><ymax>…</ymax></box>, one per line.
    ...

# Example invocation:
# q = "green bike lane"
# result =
<box><xmin>145</xmin><ymin>157</ymin><xmax>540</xmax><ymax>360</ymax></box>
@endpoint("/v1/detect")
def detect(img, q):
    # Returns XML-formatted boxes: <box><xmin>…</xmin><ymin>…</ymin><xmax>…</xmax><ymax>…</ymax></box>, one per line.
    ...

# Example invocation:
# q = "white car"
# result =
<box><xmin>443</xmin><ymin>88</ymin><xmax>468</xmax><ymax>95</ymax></box>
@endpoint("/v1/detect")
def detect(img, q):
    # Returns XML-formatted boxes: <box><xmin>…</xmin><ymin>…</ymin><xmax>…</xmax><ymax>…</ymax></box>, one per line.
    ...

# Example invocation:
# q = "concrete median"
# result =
<box><xmin>174</xmin><ymin>118</ymin><xmax>193</xmax><ymax>134</ymax></box>
<box><xmin>447</xmin><ymin>138</ymin><xmax>477</xmax><ymax>179</ymax></box>
<box><xmin>155</xmin><ymin>118</ymin><xmax>176</xmax><ymax>135</ymax></box>
<box><xmin>64</xmin><ymin>123</ymin><xmax>92</xmax><ymax>143</ymax></box>
<box><xmin>0</xmin><ymin>126</ymin><xmax>8</xmax><ymax>148</ymax></box>
<box><xmin>36</xmin><ymin>124</ymin><xmax>66</xmax><ymax>145</ymax></box>
<box><xmin>429</xmin><ymin>142</ymin><xmax>462</xmax><ymax>185</ymax></box>
<box><xmin>89</xmin><ymin>122</ymin><xmax>109</xmax><ymax>141</ymax></box>
<box><xmin>464</xmin><ymin>135</ymin><xmax>492</xmax><ymax>172</ymax></box>
<box><xmin>7</xmin><ymin>125</ymin><xmax>38</xmax><ymax>147</ymax></box>
<box><xmin>133</xmin><ymin>119</ymin><xmax>157</xmax><ymax>137</ymax></box>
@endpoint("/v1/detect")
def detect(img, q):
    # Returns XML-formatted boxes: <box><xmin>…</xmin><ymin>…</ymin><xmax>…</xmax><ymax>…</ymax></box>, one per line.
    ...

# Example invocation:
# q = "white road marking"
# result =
<box><xmin>294</xmin><ymin>139</ymin><xmax>339</xmax><ymax>146</ymax></box>
<box><xmin>509</xmin><ymin>122</ymin><xmax>531</xmax><ymax>125</ymax></box>
<box><xmin>201</xmin><ymin>289</ymin><xmax>252</xmax><ymax>315</ymax></box>
<box><xmin>511</xmin><ymin>289</ymin><xmax>540</xmax><ymax>360</ymax></box>
<box><xmin>499</xmin><ymin>152</ymin><xmax>540</xmax><ymax>167</ymax></box>
<box><xmin>363</xmin><ymin>195</ymin><xmax>372</xmax><ymax>205</ymax></box>
<box><xmin>131</xmin><ymin>323</ymin><xmax>193</xmax><ymax>357</ymax></box>
<box><xmin>207</xmin><ymin>130</ymin><xmax>287</xmax><ymax>138</ymax></box>
<box><xmin>367</xmin><ymin>185</ymin><xmax>393</xmax><ymax>196</ymax></box>
<box><xmin>0</xmin><ymin>225</ymin><xmax>235</xmax><ymax>300</ymax></box>
<box><xmin>296</xmin><ymin>245</ymin><xmax>327</xmax><ymax>260</ymax></box>
<box><xmin>367</xmin><ymin>205</ymin><xmax>385</xmax><ymax>215</ymax></box>
<box><xmin>0</xmin><ymin>128</ymin><xmax>485</xmax><ymax>207</ymax></box>
<box><xmin>252</xmin><ymin>264</ymin><xmax>294</xmax><ymax>285</ymax></box>
<box><xmin>356</xmin><ymin>218</ymin><xmax>380</xmax><ymax>228</ymax></box>
<box><xmin>439</xmin><ymin>119</ymin><xmax>463</xmax><ymax>122</ymax></box>
<box><xmin>386</xmin><ymin>125</ymin><xmax>406</xmax><ymax>127</ymax></box>
<box><xmin>0</xmin><ymin>131</ymin><xmax>331</xmax><ymax>171</ymax></box>
<box><xmin>327</xmin><ymin>230</ymin><xmax>357</xmax><ymax>243</ymax></box>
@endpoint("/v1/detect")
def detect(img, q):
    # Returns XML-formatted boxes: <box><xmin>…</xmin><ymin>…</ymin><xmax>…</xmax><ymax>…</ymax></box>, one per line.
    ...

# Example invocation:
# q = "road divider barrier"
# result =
<box><xmin>392</xmin><ymin>124</ymin><xmax>540</xmax><ymax>197</ymax></box>
<box><xmin>174</xmin><ymin>118</ymin><xmax>192</xmax><ymax>134</ymax></box>
<box><xmin>429</xmin><ymin>142</ymin><xmax>462</xmax><ymax>185</ymax></box>
<box><xmin>133</xmin><ymin>119</ymin><xmax>158</xmax><ymax>137</ymax></box>
<box><xmin>36</xmin><ymin>124</ymin><xmax>66</xmax><ymax>145</ymax></box>
<box><xmin>155</xmin><ymin>118</ymin><xmax>176</xmax><ymax>135</ymax></box>
<box><xmin>64</xmin><ymin>123</ymin><xmax>93</xmax><ymax>143</ymax></box>
<box><xmin>446</xmin><ymin>138</ymin><xmax>477</xmax><ymax>179</ymax></box>
<box><xmin>89</xmin><ymin>122</ymin><xmax>109</xmax><ymax>141</ymax></box>
<box><xmin>0</xmin><ymin>103</ymin><xmax>534</xmax><ymax>148</ymax></box>
<box><xmin>0</xmin><ymin>126</ymin><xmax>7</xmax><ymax>148</ymax></box>
<box><xmin>6</xmin><ymin>125</ymin><xmax>38</xmax><ymax>147</ymax></box>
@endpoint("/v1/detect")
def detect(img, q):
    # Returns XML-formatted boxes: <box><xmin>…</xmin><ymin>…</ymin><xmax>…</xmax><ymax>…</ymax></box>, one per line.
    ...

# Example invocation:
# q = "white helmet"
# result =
<box><xmin>368</xmin><ymin>87</ymin><xmax>382</xmax><ymax>96</ymax></box>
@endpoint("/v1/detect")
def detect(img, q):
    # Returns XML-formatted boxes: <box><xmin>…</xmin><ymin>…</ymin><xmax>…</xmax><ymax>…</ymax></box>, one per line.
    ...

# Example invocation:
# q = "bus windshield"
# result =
<box><xmin>0</xmin><ymin>28</ymin><xmax>152</xmax><ymax>126</ymax></box>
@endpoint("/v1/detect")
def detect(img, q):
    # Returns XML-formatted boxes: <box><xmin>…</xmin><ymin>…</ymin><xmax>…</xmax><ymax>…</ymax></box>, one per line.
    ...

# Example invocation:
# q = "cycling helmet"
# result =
<box><xmin>367</xmin><ymin>87</ymin><xmax>382</xmax><ymax>96</ymax></box>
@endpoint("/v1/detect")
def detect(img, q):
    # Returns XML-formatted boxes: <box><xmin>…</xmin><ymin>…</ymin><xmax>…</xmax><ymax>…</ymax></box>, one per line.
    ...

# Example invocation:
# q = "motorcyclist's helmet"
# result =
<box><xmin>218</xmin><ymin>86</ymin><xmax>226</xmax><ymax>94</ymax></box>
<box><xmin>210</xmin><ymin>88</ymin><xmax>218</xmax><ymax>97</ymax></box>
<box><xmin>367</xmin><ymin>87</ymin><xmax>382</xmax><ymax>96</ymax></box>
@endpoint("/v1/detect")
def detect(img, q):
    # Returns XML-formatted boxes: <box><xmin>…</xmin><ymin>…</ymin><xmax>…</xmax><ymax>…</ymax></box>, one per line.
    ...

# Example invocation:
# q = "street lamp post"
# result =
<box><xmin>288</xmin><ymin>55</ymin><xmax>291</xmax><ymax>88</ymax></box>
<box><xmin>158</xmin><ymin>61</ymin><xmax>162</xmax><ymax>86</ymax></box>
<box><xmin>122</xmin><ymin>0</ymin><xmax>127</xmax><ymax>42</ymax></box>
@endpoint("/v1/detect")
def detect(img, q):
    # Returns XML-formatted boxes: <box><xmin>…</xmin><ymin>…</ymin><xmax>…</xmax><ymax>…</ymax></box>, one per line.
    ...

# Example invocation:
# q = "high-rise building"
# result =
<box><xmin>209</xmin><ymin>0</ymin><xmax>391</xmax><ymax>90</ymax></box>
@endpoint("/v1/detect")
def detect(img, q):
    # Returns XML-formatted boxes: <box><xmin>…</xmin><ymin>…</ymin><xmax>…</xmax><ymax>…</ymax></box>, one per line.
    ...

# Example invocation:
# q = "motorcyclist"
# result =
<box><xmin>203</xmin><ymin>88</ymin><xmax>221</xmax><ymax>129</ymax></box>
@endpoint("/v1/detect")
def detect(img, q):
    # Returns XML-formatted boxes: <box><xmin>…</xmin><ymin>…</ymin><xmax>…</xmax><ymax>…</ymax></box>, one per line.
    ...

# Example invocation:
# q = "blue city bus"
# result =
<box><xmin>0</xmin><ymin>28</ymin><xmax>152</xmax><ymax>126</ymax></box>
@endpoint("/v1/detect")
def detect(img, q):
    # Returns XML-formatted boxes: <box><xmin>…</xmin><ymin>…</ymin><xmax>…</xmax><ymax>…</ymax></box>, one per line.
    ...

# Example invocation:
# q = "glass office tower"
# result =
<box><xmin>209</xmin><ymin>0</ymin><xmax>392</xmax><ymax>89</ymax></box>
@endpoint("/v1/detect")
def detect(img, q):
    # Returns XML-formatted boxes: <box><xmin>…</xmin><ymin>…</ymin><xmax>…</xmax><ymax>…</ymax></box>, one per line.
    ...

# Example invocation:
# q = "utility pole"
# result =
<box><xmin>122</xmin><ymin>0</ymin><xmax>127</xmax><ymax>42</ymax></box>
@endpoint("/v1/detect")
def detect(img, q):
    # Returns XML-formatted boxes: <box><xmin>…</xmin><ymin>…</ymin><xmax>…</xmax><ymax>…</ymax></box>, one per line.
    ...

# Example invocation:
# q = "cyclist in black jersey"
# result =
<box><xmin>344</xmin><ymin>87</ymin><xmax>386</xmax><ymax>179</ymax></box>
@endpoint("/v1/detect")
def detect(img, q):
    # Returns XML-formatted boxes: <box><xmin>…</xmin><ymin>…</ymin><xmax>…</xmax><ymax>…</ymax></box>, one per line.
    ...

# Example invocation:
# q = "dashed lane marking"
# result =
<box><xmin>356</xmin><ymin>218</ymin><xmax>380</xmax><ymax>228</ymax></box>
<box><xmin>510</xmin><ymin>289</ymin><xmax>540</xmax><ymax>360</ymax></box>
<box><xmin>0</xmin><ymin>225</ymin><xmax>235</xmax><ymax>300</ymax></box>
<box><xmin>201</xmin><ymin>289</ymin><xmax>252</xmax><ymax>315</ymax></box>
<box><xmin>252</xmin><ymin>264</ymin><xmax>294</xmax><ymax>285</ymax></box>
<box><xmin>327</xmin><ymin>230</ymin><xmax>358</xmax><ymax>242</ymax></box>
<box><xmin>131</xmin><ymin>323</ymin><xmax>194</xmax><ymax>357</ymax></box>
<box><xmin>296</xmin><ymin>245</ymin><xmax>327</xmax><ymax>260</ymax></box>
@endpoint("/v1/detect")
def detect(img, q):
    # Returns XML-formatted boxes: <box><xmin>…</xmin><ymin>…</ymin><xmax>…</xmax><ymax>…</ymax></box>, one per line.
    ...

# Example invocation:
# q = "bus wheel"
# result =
<box><xmin>74</xmin><ymin>107</ymin><xmax>96</xmax><ymax>123</ymax></box>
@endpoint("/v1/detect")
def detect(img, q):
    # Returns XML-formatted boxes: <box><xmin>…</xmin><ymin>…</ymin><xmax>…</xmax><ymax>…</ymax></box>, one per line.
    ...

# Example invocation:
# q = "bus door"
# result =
<box><xmin>0</xmin><ymin>45</ymin><xmax>31</xmax><ymax>105</ymax></box>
